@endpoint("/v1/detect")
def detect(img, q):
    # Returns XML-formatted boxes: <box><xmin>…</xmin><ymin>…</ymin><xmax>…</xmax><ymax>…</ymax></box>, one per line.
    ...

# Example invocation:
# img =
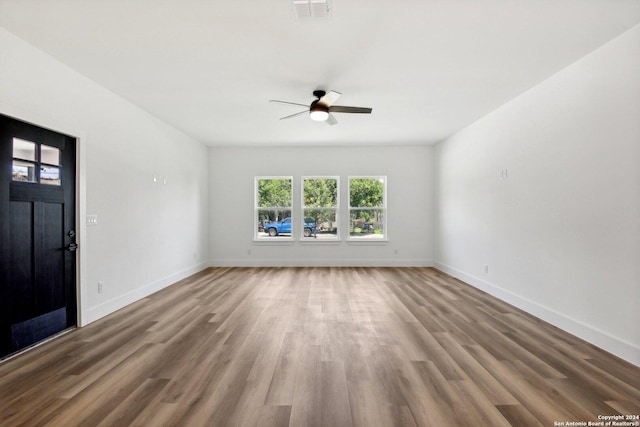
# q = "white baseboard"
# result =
<box><xmin>209</xmin><ymin>258</ymin><xmax>434</xmax><ymax>268</ymax></box>
<box><xmin>434</xmin><ymin>261</ymin><xmax>640</xmax><ymax>367</ymax></box>
<box><xmin>82</xmin><ymin>261</ymin><xmax>210</xmax><ymax>325</ymax></box>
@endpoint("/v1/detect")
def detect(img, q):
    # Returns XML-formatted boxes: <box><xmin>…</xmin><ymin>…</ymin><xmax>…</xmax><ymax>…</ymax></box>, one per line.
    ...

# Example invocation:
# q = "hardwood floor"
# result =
<box><xmin>1</xmin><ymin>267</ymin><xmax>639</xmax><ymax>426</ymax></box>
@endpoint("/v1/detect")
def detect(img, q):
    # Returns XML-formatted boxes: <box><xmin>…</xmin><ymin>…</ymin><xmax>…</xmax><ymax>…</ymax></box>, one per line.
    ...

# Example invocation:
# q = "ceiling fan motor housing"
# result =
<box><xmin>309</xmin><ymin>99</ymin><xmax>329</xmax><ymax>121</ymax></box>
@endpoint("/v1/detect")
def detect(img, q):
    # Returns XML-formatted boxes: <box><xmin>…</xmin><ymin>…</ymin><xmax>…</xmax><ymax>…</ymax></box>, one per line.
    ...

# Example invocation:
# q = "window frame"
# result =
<box><xmin>347</xmin><ymin>176</ymin><xmax>387</xmax><ymax>241</ymax></box>
<box><xmin>12</xmin><ymin>137</ymin><xmax>62</xmax><ymax>186</ymax></box>
<box><xmin>300</xmin><ymin>176</ymin><xmax>340</xmax><ymax>241</ymax></box>
<box><xmin>254</xmin><ymin>176</ymin><xmax>294</xmax><ymax>241</ymax></box>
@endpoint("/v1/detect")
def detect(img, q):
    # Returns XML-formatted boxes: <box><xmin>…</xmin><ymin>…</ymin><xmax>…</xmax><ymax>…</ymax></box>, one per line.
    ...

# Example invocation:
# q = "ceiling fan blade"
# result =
<box><xmin>270</xmin><ymin>100</ymin><xmax>310</xmax><ymax>108</ymax></box>
<box><xmin>326</xmin><ymin>113</ymin><xmax>338</xmax><ymax>126</ymax></box>
<box><xmin>279</xmin><ymin>110</ymin><xmax>309</xmax><ymax>120</ymax></box>
<box><xmin>329</xmin><ymin>106</ymin><xmax>372</xmax><ymax>114</ymax></box>
<box><xmin>318</xmin><ymin>90</ymin><xmax>341</xmax><ymax>107</ymax></box>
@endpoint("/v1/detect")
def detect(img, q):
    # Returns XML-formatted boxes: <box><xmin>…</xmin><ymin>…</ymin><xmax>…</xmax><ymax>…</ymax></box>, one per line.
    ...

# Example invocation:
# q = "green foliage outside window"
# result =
<box><xmin>349</xmin><ymin>178</ymin><xmax>385</xmax><ymax>237</ymax></box>
<box><xmin>304</xmin><ymin>178</ymin><xmax>338</xmax><ymax>236</ymax></box>
<box><xmin>257</xmin><ymin>178</ymin><xmax>292</xmax><ymax>228</ymax></box>
<box><xmin>258</xmin><ymin>178</ymin><xmax>292</xmax><ymax>208</ymax></box>
<box><xmin>349</xmin><ymin>178</ymin><xmax>384</xmax><ymax>208</ymax></box>
<box><xmin>304</xmin><ymin>178</ymin><xmax>337</xmax><ymax>208</ymax></box>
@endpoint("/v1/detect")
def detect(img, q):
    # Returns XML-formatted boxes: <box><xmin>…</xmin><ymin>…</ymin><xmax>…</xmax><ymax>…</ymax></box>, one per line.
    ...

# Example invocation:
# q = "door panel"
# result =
<box><xmin>9</xmin><ymin>201</ymin><xmax>34</xmax><ymax>322</ymax></box>
<box><xmin>37</xmin><ymin>202</ymin><xmax>65</xmax><ymax>313</ymax></box>
<box><xmin>0</xmin><ymin>114</ymin><xmax>77</xmax><ymax>359</ymax></box>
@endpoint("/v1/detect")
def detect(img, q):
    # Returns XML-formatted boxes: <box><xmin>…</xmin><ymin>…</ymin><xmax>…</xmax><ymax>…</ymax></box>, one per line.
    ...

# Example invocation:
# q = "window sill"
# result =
<box><xmin>252</xmin><ymin>237</ymin><xmax>388</xmax><ymax>246</ymax></box>
<box><xmin>299</xmin><ymin>239</ymin><xmax>342</xmax><ymax>246</ymax></box>
<box><xmin>253</xmin><ymin>238</ymin><xmax>295</xmax><ymax>245</ymax></box>
<box><xmin>346</xmin><ymin>239</ymin><xmax>389</xmax><ymax>245</ymax></box>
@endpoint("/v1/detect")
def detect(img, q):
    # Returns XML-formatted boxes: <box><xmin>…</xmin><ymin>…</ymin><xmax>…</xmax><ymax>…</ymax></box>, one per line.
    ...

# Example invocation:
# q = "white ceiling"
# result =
<box><xmin>1</xmin><ymin>0</ymin><xmax>639</xmax><ymax>147</ymax></box>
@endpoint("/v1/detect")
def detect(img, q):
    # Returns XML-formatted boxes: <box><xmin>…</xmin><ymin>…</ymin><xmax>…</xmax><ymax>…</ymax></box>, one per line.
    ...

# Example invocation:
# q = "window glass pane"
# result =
<box><xmin>41</xmin><ymin>145</ymin><xmax>60</xmax><ymax>165</ymax></box>
<box><xmin>302</xmin><ymin>178</ymin><xmax>338</xmax><ymax>240</ymax></box>
<box><xmin>349</xmin><ymin>177</ymin><xmax>385</xmax><ymax>240</ymax></box>
<box><xmin>258</xmin><ymin>209</ymin><xmax>293</xmax><ymax>237</ymax></box>
<box><xmin>303</xmin><ymin>209</ymin><xmax>337</xmax><ymax>239</ymax></box>
<box><xmin>13</xmin><ymin>138</ymin><xmax>36</xmax><ymax>161</ymax></box>
<box><xmin>40</xmin><ymin>165</ymin><xmax>61</xmax><ymax>185</ymax></box>
<box><xmin>349</xmin><ymin>178</ymin><xmax>384</xmax><ymax>207</ymax></box>
<box><xmin>12</xmin><ymin>160</ymin><xmax>37</xmax><ymax>182</ymax></box>
<box><xmin>304</xmin><ymin>178</ymin><xmax>337</xmax><ymax>207</ymax></box>
<box><xmin>256</xmin><ymin>177</ymin><xmax>293</xmax><ymax>239</ymax></box>
<box><xmin>350</xmin><ymin>209</ymin><xmax>384</xmax><ymax>238</ymax></box>
<box><xmin>257</xmin><ymin>178</ymin><xmax>292</xmax><ymax>208</ymax></box>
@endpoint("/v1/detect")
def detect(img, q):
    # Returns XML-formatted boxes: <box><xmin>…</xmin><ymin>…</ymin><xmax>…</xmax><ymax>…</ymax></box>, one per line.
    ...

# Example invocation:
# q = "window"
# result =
<box><xmin>254</xmin><ymin>175</ymin><xmax>387</xmax><ymax>242</ymax></box>
<box><xmin>255</xmin><ymin>177</ymin><xmax>293</xmax><ymax>239</ymax></box>
<box><xmin>302</xmin><ymin>177</ymin><xmax>339</xmax><ymax>239</ymax></box>
<box><xmin>12</xmin><ymin>138</ymin><xmax>61</xmax><ymax>186</ymax></box>
<box><xmin>349</xmin><ymin>176</ymin><xmax>386</xmax><ymax>239</ymax></box>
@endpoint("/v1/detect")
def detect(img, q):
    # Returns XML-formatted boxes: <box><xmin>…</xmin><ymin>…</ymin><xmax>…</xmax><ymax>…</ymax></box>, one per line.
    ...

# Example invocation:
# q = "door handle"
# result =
<box><xmin>66</xmin><ymin>243</ymin><xmax>78</xmax><ymax>252</ymax></box>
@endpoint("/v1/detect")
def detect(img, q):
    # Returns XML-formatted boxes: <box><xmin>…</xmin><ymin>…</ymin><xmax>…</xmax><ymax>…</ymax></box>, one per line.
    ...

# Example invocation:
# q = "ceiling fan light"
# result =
<box><xmin>309</xmin><ymin>109</ymin><xmax>329</xmax><ymax>121</ymax></box>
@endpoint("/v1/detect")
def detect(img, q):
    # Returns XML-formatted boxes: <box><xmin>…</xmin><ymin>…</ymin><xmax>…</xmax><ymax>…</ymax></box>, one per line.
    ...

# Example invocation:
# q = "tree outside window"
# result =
<box><xmin>349</xmin><ymin>177</ymin><xmax>386</xmax><ymax>239</ymax></box>
<box><xmin>303</xmin><ymin>177</ymin><xmax>339</xmax><ymax>239</ymax></box>
<box><xmin>256</xmin><ymin>177</ymin><xmax>292</xmax><ymax>238</ymax></box>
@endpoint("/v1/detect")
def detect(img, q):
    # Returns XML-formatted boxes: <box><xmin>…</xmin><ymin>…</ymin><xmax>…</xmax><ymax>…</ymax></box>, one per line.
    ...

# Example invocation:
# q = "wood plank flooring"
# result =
<box><xmin>1</xmin><ymin>267</ymin><xmax>639</xmax><ymax>426</ymax></box>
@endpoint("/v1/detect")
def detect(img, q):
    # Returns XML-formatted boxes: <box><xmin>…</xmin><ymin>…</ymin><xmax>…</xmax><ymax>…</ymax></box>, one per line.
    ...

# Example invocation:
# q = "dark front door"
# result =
<box><xmin>0</xmin><ymin>114</ymin><xmax>77</xmax><ymax>359</ymax></box>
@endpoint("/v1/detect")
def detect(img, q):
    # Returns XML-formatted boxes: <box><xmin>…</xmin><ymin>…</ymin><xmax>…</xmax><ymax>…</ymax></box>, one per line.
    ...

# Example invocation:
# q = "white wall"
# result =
<box><xmin>434</xmin><ymin>25</ymin><xmax>640</xmax><ymax>365</ymax></box>
<box><xmin>209</xmin><ymin>145</ymin><xmax>434</xmax><ymax>266</ymax></box>
<box><xmin>0</xmin><ymin>28</ymin><xmax>209</xmax><ymax>325</ymax></box>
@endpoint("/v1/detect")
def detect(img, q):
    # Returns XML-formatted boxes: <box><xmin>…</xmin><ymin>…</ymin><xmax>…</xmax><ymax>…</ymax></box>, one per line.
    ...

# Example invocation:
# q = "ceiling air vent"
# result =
<box><xmin>293</xmin><ymin>0</ymin><xmax>330</xmax><ymax>19</ymax></box>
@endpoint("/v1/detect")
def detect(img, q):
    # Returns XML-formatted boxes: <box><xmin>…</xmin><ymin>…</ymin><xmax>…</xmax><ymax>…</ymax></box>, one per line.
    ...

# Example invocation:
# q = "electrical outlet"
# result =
<box><xmin>248</xmin><ymin>248</ymin><xmax>252</xmax><ymax>255</ymax></box>
<box><xmin>98</xmin><ymin>281</ymin><xmax>104</xmax><ymax>293</ymax></box>
<box><xmin>484</xmin><ymin>265</ymin><xmax>489</xmax><ymax>274</ymax></box>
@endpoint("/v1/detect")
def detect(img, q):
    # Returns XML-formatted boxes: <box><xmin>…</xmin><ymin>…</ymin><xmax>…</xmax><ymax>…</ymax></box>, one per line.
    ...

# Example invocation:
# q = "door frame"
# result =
<box><xmin>1</xmin><ymin>103</ymin><xmax>88</xmax><ymax>327</ymax></box>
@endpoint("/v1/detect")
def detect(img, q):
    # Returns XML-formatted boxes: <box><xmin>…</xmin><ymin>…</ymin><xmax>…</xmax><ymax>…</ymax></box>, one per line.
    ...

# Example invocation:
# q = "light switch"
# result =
<box><xmin>87</xmin><ymin>214</ymin><xmax>98</xmax><ymax>226</ymax></box>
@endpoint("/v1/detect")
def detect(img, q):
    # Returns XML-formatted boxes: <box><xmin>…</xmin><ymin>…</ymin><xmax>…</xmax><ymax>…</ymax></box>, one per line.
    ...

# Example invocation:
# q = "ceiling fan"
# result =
<box><xmin>270</xmin><ymin>90</ymin><xmax>372</xmax><ymax>125</ymax></box>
